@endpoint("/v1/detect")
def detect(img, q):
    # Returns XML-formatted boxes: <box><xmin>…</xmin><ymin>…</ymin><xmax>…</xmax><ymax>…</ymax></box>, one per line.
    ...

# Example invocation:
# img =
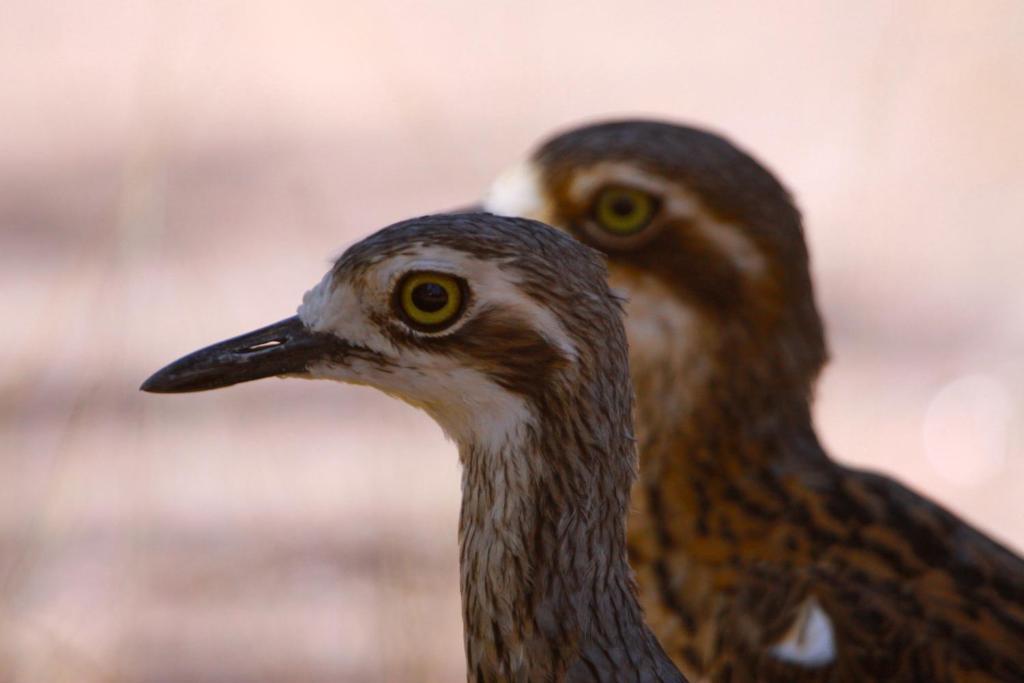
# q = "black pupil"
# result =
<box><xmin>610</xmin><ymin>195</ymin><xmax>637</xmax><ymax>217</ymax></box>
<box><xmin>412</xmin><ymin>282</ymin><xmax>449</xmax><ymax>312</ymax></box>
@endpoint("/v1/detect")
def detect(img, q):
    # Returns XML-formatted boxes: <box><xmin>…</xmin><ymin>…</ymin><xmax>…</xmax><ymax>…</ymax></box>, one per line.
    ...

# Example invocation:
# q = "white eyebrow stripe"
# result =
<box><xmin>569</xmin><ymin>162</ymin><xmax>767</xmax><ymax>277</ymax></box>
<box><xmin>769</xmin><ymin>596</ymin><xmax>837</xmax><ymax>668</ymax></box>
<box><xmin>567</xmin><ymin>162</ymin><xmax>685</xmax><ymax>207</ymax></box>
<box><xmin>375</xmin><ymin>245</ymin><xmax>579</xmax><ymax>363</ymax></box>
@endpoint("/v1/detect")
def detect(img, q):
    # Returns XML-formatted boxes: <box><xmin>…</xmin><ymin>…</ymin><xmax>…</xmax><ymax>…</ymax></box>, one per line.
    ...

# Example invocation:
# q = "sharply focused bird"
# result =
<box><xmin>142</xmin><ymin>214</ymin><xmax>687</xmax><ymax>683</ymax></box>
<box><xmin>482</xmin><ymin>120</ymin><xmax>1024</xmax><ymax>682</ymax></box>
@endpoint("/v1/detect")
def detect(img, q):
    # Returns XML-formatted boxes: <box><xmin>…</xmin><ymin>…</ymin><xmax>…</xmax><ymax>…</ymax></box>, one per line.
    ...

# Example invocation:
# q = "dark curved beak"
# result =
<box><xmin>140</xmin><ymin>316</ymin><xmax>341</xmax><ymax>394</ymax></box>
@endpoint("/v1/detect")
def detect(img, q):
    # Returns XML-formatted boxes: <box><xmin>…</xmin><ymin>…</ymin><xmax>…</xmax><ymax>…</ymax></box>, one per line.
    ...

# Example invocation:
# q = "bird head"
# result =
<box><xmin>484</xmin><ymin>120</ymin><xmax>827</xmax><ymax>400</ymax></box>
<box><xmin>141</xmin><ymin>213</ymin><xmax>631</xmax><ymax>451</ymax></box>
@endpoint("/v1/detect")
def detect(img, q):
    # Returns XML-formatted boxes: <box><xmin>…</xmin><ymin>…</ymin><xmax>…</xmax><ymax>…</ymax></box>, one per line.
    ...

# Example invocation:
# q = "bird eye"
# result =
<box><xmin>593</xmin><ymin>186</ymin><xmax>658</xmax><ymax>235</ymax></box>
<box><xmin>395</xmin><ymin>272</ymin><xmax>466</xmax><ymax>331</ymax></box>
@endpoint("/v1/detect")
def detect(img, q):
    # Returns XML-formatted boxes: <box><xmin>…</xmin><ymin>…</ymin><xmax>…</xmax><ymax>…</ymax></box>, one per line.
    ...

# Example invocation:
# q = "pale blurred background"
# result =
<box><xmin>1</xmin><ymin>1</ymin><xmax>1022</xmax><ymax>681</ymax></box>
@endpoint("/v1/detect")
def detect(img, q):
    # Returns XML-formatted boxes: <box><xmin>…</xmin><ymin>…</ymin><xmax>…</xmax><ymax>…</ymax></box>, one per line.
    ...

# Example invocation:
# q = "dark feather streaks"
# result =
<box><xmin>636</xmin><ymin>388</ymin><xmax>1024</xmax><ymax>682</ymax></box>
<box><xmin>370</xmin><ymin>214</ymin><xmax>686</xmax><ymax>681</ymax></box>
<box><xmin>530</xmin><ymin>121</ymin><xmax>1024</xmax><ymax>682</ymax></box>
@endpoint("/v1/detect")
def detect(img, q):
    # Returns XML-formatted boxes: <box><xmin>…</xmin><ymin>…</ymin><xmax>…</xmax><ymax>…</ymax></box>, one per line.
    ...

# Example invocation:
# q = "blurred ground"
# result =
<box><xmin>1</xmin><ymin>1</ymin><xmax>1022</xmax><ymax>681</ymax></box>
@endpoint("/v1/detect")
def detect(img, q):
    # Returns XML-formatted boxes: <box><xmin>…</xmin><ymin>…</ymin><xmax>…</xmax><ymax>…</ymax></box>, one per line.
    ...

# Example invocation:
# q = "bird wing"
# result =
<box><xmin>702</xmin><ymin>557</ymin><xmax>1023</xmax><ymax>683</ymax></box>
<box><xmin>699</xmin><ymin>466</ymin><xmax>1024</xmax><ymax>683</ymax></box>
<box><xmin>821</xmin><ymin>466</ymin><xmax>1024</xmax><ymax>680</ymax></box>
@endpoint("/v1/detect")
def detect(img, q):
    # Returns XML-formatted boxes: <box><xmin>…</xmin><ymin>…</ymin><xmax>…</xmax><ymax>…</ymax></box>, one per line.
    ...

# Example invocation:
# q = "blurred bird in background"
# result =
<box><xmin>142</xmin><ymin>214</ymin><xmax>687</xmax><ymax>682</ymax></box>
<box><xmin>482</xmin><ymin>120</ymin><xmax>1024</xmax><ymax>682</ymax></box>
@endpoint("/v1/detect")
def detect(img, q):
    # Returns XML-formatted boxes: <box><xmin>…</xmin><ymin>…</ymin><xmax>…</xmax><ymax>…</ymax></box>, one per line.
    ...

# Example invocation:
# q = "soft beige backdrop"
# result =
<box><xmin>1</xmin><ymin>2</ymin><xmax>1022</xmax><ymax>681</ymax></box>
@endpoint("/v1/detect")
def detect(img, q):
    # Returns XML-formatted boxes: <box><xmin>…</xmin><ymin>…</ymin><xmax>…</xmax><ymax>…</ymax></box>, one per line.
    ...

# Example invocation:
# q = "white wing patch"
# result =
<box><xmin>769</xmin><ymin>596</ymin><xmax>836</xmax><ymax>667</ymax></box>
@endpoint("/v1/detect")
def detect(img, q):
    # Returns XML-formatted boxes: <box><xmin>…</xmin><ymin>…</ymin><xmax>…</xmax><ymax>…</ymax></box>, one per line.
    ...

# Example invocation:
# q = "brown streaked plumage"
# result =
<box><xmin>484</xmin><ymin>120</ymin><xmax>1024</xmax><ymax>682</ymax></box>
<box><xmin>141</xmin><ymin>214</ymin><xmax>687</xmax><ymax>683</ymax></box>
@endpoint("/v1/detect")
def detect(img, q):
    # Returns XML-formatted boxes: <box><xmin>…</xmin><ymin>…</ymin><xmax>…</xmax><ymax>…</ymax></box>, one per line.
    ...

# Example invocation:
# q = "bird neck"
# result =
<box><xmin>456</xmin><ymin>404</ymin><xmax>683</xmax><ymax>682</ymax></box>
<box><xmin>636</xmin><ymin>315</ymin><xmax>828</xmax><ymax>480</ymax></box>
<box><xmin>628</xmin><ymin>318</ymin><xmax>833</xmax><ymax>577</ymax></box>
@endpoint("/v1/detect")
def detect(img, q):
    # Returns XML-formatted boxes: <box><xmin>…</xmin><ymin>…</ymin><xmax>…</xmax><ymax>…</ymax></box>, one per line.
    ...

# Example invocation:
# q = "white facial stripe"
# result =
<box><xmin>296</xmin><ymin>243</ymin><xmax>576</xmax><ymax>449</ymax></box>
<box><xmin>300</xmin><ymin>246</ymin><xmax>577</xmax><ymax>364</ymax></box>
<box><xmin>375</xmin><ymin>245</ymin><xmax>578</xmax><ymax>362</ymax></box>
<box><xmin>311</xmin><ymin>350</ymin><xmax>532</xmax><ymax>453</ymax></box>
<box><xmin>769</xmin><ymin>596</ymin><xmax>837</xmax><ymax>667</ymax></box>
<box><xmin>570</xmin><ymin>162</ymin><xmax>767</xmax><ymax>276</ymax></box>
<box><xmin>487</xmin><ymin>160</ymin><xmax>766</xmax><ymax>278</ymax></box>
<box><xmin>568</xmin><ymin>162</ymin><xmax>692</xmax><ymax>209</ymax></box>
<box><xmin>614</xmin><ymin>267</ymin><xmax>711</xmax><ymax>436</ymax></box>
<box><xmin>483</xmin><ymin>160</ymin><xmax>547</xmax><ymax>221</ymax></box>
<box><xmin>618</xmin><ymin>270</ymin><xmax>701</xmax><ymax>362</ymax></box>
<box><xmin>297</xmin><ymin>271</ymin><xmax>398</xmax><ymax>355</ymax></box>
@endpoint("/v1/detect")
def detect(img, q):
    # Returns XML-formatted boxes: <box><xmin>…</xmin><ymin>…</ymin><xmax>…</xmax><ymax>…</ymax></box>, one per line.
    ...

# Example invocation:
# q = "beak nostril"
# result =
<box><xmin>243</xmin><ymin>340</ymin><xmax>284</xmax><ymax>353</ymax></box>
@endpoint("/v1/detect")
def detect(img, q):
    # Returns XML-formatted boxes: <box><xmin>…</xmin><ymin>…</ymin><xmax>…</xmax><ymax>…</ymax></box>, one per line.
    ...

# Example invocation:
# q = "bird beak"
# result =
<box><xmin>140</xmin><ymin>315</ymin><xmax>342</xmax><ymax>394</ymax></box>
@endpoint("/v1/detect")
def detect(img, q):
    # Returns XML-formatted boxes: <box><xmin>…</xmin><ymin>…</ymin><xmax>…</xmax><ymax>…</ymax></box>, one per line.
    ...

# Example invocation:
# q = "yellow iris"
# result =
<box><xmin>594</xmin><ymin>186</ymin><xmax>657</xmax><ymax>235</ymax></box>
<box><xmin>398</xmin><ymin>272</ymin><xmax>464</xmax><ymax>329</ymax></box>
